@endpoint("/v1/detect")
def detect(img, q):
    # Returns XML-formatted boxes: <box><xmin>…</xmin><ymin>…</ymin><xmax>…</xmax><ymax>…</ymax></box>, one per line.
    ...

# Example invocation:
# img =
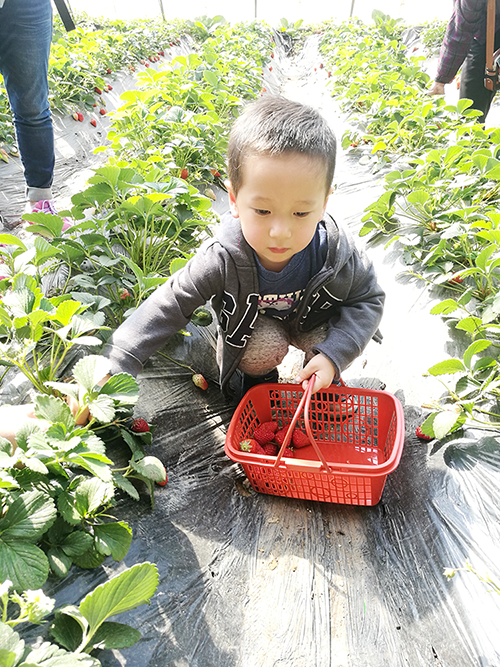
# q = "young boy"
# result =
<box><xmin>0</xmin><ymin>95</ymin><xmax>384</xmax><ymax>441</ymax></box>
<box><xmin>101</xmin><ymin>95</ymin><xmax>384</xmax><ymax>397</ymax></box>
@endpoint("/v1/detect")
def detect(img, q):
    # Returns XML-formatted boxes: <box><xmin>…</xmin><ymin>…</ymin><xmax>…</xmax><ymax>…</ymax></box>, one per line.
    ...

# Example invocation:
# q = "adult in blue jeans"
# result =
<box><xmin>0</xmin><ymin>0</ymin><xmax>60</xmax><ymax>219</ymax></box>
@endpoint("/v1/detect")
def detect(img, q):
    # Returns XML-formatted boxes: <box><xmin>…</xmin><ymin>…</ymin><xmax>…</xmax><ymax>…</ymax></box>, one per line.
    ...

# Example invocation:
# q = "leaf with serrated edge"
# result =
<box><xmin>50</xmin><ymin>606</ymin><xmax>87</xmax><ymax>652</ymax></box>
<box><xmin>433</xmin><ymin>411</ymin><xmax>462</xmax><ymax>440</ymax></box>
<box><xmin>61</xmin><ymin>530</ymin><xmax>93</xmax><ymax>557</ymax></box>
<box><xmin>47</xmin><ymin>546</ymin><xmax>72</xmax><ymax>578</ymax></box>
<box><xmin>131</xmin><ymin>456</ymin><xmax>166</xmax><ymax>482</ymax></box>
<box><xmin>88</xmin><ymin>394</ymin><xmax>115</xmax><ymax>423</ymax></box>
<box><xmin>0</xmin><ymin>490</ymin><xmax>56</xmax><ymax>539</ymax></box>
<box><xmin>23</xmin><ymin>638</ymin><xmax>99</xmax><ymax>666</ymax></box>
<box><xmin>90</xmin><ymin>621</ymin><xmax>141</xmax><ymax>650</ymax></box>
<box><xmin>80</xmin><ymin>562</ymin><xmax>158</xmax><ymax>646</ymax></box>
<box><xmin>0</xmin><ymin>541</ymin><xmax>49</xmax><ymax>591</ymax></box>
<box><xmin>427</xmin><ymin>359</ymin><xmax>465</xmax><ymax>375</ymax></box>
<box><xmin>34</xmin><ymin>395</ymin><xmax>75</xmax><ymax>431</ymax></box>
<box><xmin>75</xmin><ymin>478</ymin><xmax>113</xmax><ymax>516</ymax></box>
<box><xmin>100</xmin><ymin>373</ymin><xmax>139</xmax><ymax>403</ymax></box>
<box><xmin>72</xmin><ymin>355</ymin><xmax>111</xmax><ymax>393</ymax></box>
<box><xmin>93</xmin><ymin>521</ymin><xmax>132</xmax><ymax>561</ymax></box>
<box><xmin>0</xmin><ymin>622</ymin><xmax>25</xmax><ymax>666</ymax></box>
<box><xmin>57</xmin><ymin>492</ymin><xmax>83</xmax><ymax>526</ymax></box>
<box><xmin>112</xmin><ymin>472</ymin><xmax>140</xmax><ymax>501</ymax></box>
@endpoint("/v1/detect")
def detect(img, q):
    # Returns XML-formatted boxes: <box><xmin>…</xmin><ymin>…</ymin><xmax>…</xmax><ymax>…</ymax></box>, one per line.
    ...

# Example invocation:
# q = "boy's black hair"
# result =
<box><xmin>227</xmin><ymin>95</ymin><xmax>337</xmax><ymax>196</ymax></box>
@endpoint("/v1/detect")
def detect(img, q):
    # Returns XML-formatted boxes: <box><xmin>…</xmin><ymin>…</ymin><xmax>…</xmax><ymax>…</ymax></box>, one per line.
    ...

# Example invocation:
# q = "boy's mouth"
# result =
<box><xmin>268</xmin><ymin>247</ymin><xmax>289</xmax><ymax>254</ymax></box>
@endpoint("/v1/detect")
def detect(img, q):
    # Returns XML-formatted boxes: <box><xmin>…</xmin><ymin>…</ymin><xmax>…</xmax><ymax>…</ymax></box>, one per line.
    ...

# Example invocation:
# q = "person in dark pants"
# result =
<box><xmin>0</xmin><ymin>0</ymin><xmax>61</xmax><ymax>218</ymax></box>
<box><xmin>428</xmin><ymin>0</ymin><xmax>500</xmax><ymax>123</ymax></box>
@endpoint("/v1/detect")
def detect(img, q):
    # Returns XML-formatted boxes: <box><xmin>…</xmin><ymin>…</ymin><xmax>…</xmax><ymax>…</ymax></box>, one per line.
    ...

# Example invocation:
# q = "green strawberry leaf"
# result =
<box><xmin>130</xmin><ymin>456</ymin><xmax>166</xmax><ymax>482</ymax></box>
<box><xmin>0</xmin><ymin>490</ymin><xmax>56</xmax><ymax>539</ymax></box>
<box><xmin>47</xmin><ymin>546</ymin><xmax>73</xmax><ymax>578</ymax></box>
<box><xmin>57</xmin><ymin>492</ymin><xmax>84</xmax><ymax>526</ymax></box>
<box><xmin>93</xmin><ymin>521</ymin><xmax>132</xmax><ymax>561</ymax></box>
<box><xmin>0</xmin><ymin>540</ymin><xmax>49</xmax><ymax>591</ymax></box>
<box><xmin>427</xmin><ymin>359</ymin><xmax>465</xmax><ymax>375</ymax></box>
<box><xmin>72</xmin><ymin>355</ymin><xmax>111</xmax><ymax>394</ymax></box>
<box><xmin>61</xmin><ymin>530</ymin><xmax>94</xmax><ymax>557</ymax></box>
<box><xmin>112</xmin><ymin>472</ymin><xmax>140</xmax><ymax>501</ymax></box>
<box><xmin>79</xmin><ymin>562</ymin><xmax>158</xmax><ymax>648</ymax></box>
<box><xmin>90</xmin><ymin>621</ymin><xmax>141</xmax><ymax>650</ymax></box>
<box><xmin>0</xmin><ymin>622</ymin><xmax>25</xmax><ymax>667</ymax></box>
<box><xmin>34</xmin><ymin>395</ymin><xmax>75</xmax><ymax>432</ymax></box>
<box><xmin>22</xmin><ymin>639</ymin><xmax>100</xmax><ymax>665</ymax></box>
<box><xmin>74</xmin><ymin>478</ymin><xmax>113</xmax><ymax>517</ymax></box>
<box><xmin>50</xmin><ymin>605</ymin><xmax>87</xmax><ymax>652</ymax></box>
<box><xmin>87</xmin><ymin>394</ymin><xmax>115</xmax><ymax>423</ymax></box>
<box><xmin>99</xmin><ymin>373</ymin><xmax>139</xmax><ymax>403</ymax></box>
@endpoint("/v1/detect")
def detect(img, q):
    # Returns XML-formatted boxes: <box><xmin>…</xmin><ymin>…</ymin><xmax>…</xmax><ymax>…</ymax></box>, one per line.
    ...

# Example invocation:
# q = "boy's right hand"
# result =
<box><xmin>67</xmin><ymin>374</ymin><xmax>111</xmax><ymax>425</ymax></box>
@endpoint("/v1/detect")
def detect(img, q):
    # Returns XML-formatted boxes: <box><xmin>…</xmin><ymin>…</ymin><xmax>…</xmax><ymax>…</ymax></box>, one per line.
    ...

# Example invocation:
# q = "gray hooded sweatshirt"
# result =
<box><xmin>103</xmin><ymin>211</ymin><xmax>385</xmax><ymax>392</ymax></box>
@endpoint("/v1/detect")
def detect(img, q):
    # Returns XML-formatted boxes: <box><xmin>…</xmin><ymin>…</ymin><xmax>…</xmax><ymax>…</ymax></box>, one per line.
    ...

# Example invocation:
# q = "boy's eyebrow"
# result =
<box><xmin>250</xmin><ymin>196</ymin><xmax>317</xmax><ymax>206</ymax></box>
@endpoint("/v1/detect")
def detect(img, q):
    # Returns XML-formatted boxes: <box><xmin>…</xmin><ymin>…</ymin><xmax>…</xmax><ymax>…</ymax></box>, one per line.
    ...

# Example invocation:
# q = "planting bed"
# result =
<box><xmin>1</xmin><ymin>14</ymin><xmax>500</xmax><ymax>667</ymax></box>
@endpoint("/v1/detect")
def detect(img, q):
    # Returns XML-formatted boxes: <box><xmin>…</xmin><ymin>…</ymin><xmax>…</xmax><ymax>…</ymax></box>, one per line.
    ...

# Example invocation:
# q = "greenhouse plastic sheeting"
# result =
<box><xmin>11</xmin><ymin>32</ymin><xmax>500</xmax><ymax>667</ymax></box>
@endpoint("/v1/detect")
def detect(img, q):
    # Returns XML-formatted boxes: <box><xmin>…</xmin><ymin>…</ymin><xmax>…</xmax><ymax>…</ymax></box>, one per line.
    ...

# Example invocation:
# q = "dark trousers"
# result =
<box><xmin>460</xmin><ymin>31</ymin><xmax>500</xmax><ymax>123</ymax></box>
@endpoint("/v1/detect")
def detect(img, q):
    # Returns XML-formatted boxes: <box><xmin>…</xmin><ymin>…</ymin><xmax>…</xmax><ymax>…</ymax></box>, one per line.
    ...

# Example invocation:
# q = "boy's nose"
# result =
<box><xmin>269</xmin><ymin>218</ymin><xmax>291</xmax><ymax>240</ymax></box>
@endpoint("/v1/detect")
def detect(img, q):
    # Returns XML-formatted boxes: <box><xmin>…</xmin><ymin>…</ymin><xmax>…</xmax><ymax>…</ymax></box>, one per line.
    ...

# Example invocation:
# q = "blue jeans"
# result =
<box><xmin>0</xmin><ymin>0</ymin><xmax>54</xmax><ymax>201</ymax></box>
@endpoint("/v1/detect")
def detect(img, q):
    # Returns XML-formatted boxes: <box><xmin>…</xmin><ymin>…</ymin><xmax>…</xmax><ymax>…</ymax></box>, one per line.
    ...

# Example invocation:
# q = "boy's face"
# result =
<box><xmin>228</xmin><ymin>152</ymin><xmax>331</xmax><ymax>272</ymax></box>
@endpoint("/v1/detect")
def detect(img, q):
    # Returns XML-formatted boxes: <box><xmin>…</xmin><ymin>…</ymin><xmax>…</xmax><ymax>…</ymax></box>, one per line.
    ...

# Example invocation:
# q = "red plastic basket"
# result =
<box><xmin>225</xmin><ymin>376</ymin><xmax>405</xmax><ymax>506</ymax></box>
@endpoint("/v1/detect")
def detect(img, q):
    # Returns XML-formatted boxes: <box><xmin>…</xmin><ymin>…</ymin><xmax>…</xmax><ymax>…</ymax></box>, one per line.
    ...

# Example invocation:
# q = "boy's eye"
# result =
<box><xmin>255</xmin><ymin>209</ymin><xmax>270</xmax><ymax>216</ymax></box>
<box><xmin>294</xmin><ymin>211</ymin><xmax>310</xmax><ymax>218</ymax></box>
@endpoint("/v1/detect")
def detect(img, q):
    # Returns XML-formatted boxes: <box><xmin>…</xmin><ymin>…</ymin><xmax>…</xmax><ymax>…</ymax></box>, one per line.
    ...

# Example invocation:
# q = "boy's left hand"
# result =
<box><xmin>295</xmin><ymin>353</ymin><xmax>336</xmax><ymax>394</ymax></box>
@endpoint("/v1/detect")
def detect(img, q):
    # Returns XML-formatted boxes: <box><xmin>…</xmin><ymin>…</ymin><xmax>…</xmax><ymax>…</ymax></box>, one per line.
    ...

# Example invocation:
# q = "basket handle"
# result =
<box><xmin>273</xmin><ymin>374</ymin><xmax>332</xmax><ymax>474</ymax></box>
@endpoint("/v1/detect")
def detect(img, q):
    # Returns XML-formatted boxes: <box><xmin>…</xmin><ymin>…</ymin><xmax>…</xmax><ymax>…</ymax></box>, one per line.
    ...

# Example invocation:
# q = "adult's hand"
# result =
<box><xmin>428</xmin><ymin>81</ymin><xmax>445</xmax><ymax>96</ymax></box>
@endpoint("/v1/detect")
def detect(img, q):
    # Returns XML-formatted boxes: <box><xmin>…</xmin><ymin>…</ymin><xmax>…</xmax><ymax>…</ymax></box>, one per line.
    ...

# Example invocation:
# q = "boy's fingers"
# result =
<box><xmin>66</xmin><ymin>395</ymin><xmax>90</xmax><ymax>425</ymax></box>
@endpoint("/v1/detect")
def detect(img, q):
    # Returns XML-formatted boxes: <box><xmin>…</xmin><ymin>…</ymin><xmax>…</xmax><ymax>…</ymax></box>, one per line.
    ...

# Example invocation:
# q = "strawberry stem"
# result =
<box><xmin>157</xmin><ymin>352</ymin><xmax>196</xmax><ymax>374</ymax></box>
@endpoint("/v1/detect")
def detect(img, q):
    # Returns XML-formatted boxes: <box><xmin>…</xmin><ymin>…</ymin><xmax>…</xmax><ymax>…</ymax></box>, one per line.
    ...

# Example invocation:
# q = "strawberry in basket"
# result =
<box><xmin>292</xmin><ymin>429</ymin><xmax>310</xmax><ymax>448</ymax></box>
<box><xmin>253</xmin><ymin>420</ymin><xmax>278</xmax><ymax>445</ymax></box>
<box><xmin>239</xmin><ymin>438</ymin><xmax>265</xmax><ymax>454</ymax></box>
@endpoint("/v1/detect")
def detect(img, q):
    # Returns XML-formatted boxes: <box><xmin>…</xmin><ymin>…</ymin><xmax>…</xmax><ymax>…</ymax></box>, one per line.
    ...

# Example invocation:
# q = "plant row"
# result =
<box><xmin>320</xmin><ymin>11</ymin><xmax>500</xmax><ymax>440</ymax></box>
<box><xmin>0</xmin><ymin>16</ymin><xmax>275</xmax><ymax>664</ymax></box>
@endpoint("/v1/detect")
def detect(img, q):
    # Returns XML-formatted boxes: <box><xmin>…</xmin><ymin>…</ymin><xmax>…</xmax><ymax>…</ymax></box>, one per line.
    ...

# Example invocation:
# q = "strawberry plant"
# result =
<box><xmin>0</xmin><ymin>561</ymin><xmax>158</xmax><ymax>662</ymax></box>
<box><xmin>0</xmin><ymin>354</ymin><xmax>165</xmax><ymax>591</ymax></box>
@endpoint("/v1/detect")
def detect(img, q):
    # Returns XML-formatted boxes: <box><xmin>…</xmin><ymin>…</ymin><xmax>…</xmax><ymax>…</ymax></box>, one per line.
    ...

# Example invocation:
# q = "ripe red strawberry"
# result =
<box><xmin>106</xmin><ymin>68</ymin><xmax>112</xmax><ymax>74</ymax></box>
<box><xmin>192</xmin><ymin>373</ymin><xmax>208</xmax><ymax>390</ymax></box>
<box><xmin>319</xmin><ymin>63</ymin><xmax>324</xmax><ymax>68</ymax></box>
<box><xmin>120</xmin><ymin>288</ymin><xmax>130</xmax><ymax>299</ymax></box>
<box><xmin>94</xmin><ymin>87</ymin><xmax>102</xmax><ymax>94</ymax></box>
<box><xmin>275</xmin><ymin>425</ymin><xmax>291</xmax><ymax>446</ymax></box>
<box><xmin>239</xmin><ymin>438</ymin><xmax>264</xmax><ymax>454</ymax></box>
<box><xmin>180</xmin><ymin>168</ymin><xmax>188</xmax><ymax>179</ymax></box>
<box><xmin>77</xmin><ymin>112</ymin><xmax>84</xmax><ymax>122</ymax></box>
<box><xmin>90</xmin><ymin>118</ymin><xmax>97</xmax><ymax>127</ymax></box>
<box><xmin>131</xmin><ymin>418</ymin><xmax>149</xmax><ymax>433</ymax></box>
<box><xmin>282</xmin><ymin>447</ymin><xmax>295</xmax><ymax>458</ymax></box>
<box><xmin>99</xmin><ymin>108</ymin><xmax>106</xmax><ymax>115</ymax></box>
<box><xmin>145</xmin><ymin>63</ymin><xmax>150</xmax><ymax>67</ymax></box>
<box><xmin>253</xmin><ymin>421</ymin><xmax>278</xmax><ymax>445</ymax></box>
<box><xmin>157</xmin><ymin>465</ymin><xmax>168</xmax><ymax>486</ymax></box>
<box><xmin>262</xmin><ymin>442</ymin><xmax>279</xmax><ymax>456</ymax></box>
<box><xmin>327</xmin><ymin>71</ymin><xmax>332</xmax><ymax>77</ymax></box>
<box><xmin>269</xmin><ymin>66</ymin><xmax>273</xmax><ymax>71</ymax></box>
<box><xmin>107</xmin><ymin>84</ymin><xmax>113</xmax><ymax>90</ymax></box>
<box><xmin>450</xmin><ymin>275</ymin><xmax>463</xmax><ymax>284</ymax></box>
<box><xmin>415</xmin><ymin>425</ymin><xmax>432</xmax><ymax>441</ymax></box>
<box><xmin>158</xmin><ymin>50</ymin><xmax>165</xmax><ymax>56</ymax></box>
<box><xmin>292</xmin><ymin>429</ymin><xmax>310</xmax><ymax>448</ymax></box>
<box><xmin>270</xmin><ymin>53</ymin><xmax>274</xmax><ymax>58</ymax></box>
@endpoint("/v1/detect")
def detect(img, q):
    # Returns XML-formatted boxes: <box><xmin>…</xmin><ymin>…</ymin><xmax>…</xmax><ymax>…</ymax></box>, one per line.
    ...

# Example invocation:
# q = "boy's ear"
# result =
<box><xmin>227</xmin><ymin>181</ymin><xmax>239</xmax><ymax>218</ymax></box>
